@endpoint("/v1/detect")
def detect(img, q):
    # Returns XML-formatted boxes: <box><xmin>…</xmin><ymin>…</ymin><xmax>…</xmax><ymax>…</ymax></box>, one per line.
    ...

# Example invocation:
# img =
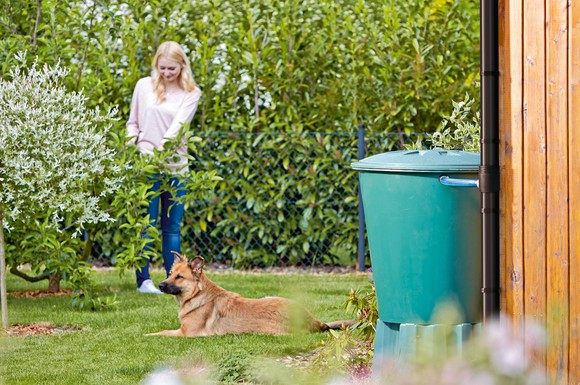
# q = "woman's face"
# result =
<box><xmin>157</xmin><ymin>57</ymin><xmax>182</xmax><ymax>84</ymax></box>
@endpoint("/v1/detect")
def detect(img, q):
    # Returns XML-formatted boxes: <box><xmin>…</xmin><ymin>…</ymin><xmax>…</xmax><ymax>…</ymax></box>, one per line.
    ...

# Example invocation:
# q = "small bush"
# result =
<box><xmin>431</xmin><ymin>92</ymin><xmax>481</xmax><ymax>152</ymax></box>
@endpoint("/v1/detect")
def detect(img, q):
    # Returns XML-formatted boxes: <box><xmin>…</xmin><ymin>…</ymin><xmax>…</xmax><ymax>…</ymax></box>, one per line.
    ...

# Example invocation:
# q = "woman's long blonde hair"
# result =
<box><xmin>151</xmin><ymin>41</ymin><xmax>198</xmax><ymax>103</ymax></box>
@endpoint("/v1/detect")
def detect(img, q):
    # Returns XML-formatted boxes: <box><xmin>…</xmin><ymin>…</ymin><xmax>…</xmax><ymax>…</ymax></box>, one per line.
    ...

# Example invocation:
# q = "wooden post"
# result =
<box><xmin>498</xmin><ymin>0</ymin><xmax>524</xmax><ymax>333</ymax></box>
<box><xmin>546</xmin><ymin>0</ymin><xmax>570</xmax><ymax>383</ymax></box>
<box><xmin>500</xmin><ymin>0</ymin><xmax>580</xmax><ymax>381</ymax></box>
<box><xmin>523</xmin><ymin>0</ymin><xmax>548</xmax><ymax>368</ymax></box>
<box><xmin>569</xmin><ymin>0</ymin><xmax>580</xmax><ymax>382</ymax></box>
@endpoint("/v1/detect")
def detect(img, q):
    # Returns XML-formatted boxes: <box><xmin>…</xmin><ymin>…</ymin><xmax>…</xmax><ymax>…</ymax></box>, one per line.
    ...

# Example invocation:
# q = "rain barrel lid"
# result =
<box><xmin>351</xmin><ymin>150</ymin><xmax>480</xmax><ymax>172</ymax></box>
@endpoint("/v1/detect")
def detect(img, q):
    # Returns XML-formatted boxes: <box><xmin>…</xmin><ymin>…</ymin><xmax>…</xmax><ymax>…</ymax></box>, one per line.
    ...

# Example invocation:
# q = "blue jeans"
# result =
<box><xmin>136</xmin><ymin>176</ymin><xmax>186</xmax><ymax>287</ymax></box>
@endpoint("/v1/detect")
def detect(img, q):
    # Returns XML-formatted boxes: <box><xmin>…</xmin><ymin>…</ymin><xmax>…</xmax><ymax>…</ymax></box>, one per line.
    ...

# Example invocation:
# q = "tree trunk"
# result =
<box><xmin>47</xmin><ymin>272</ymin><xmax>61</xmax><ymax>293</ymax></box>
<box><xmin>0</xmin><ymin>207</ymin><xmax>8</xmax><ymax>328</ymax></box>
<box><xmin>82</xmin><ymin>229</ymin><xmax>93</xmax><ymax>261</ymax></box>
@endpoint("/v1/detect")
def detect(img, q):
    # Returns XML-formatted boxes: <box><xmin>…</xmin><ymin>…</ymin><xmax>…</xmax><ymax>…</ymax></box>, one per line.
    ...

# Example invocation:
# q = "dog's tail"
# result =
<box><xmin>321</xmin><ymin>320</ymin><xmax>357</xmax><ymax>331</ymax></box>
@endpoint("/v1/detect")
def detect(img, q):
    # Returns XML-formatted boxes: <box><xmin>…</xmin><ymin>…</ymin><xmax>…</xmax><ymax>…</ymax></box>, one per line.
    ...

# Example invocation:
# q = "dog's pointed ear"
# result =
<box><xmin>171</xmin><ymin>251</ymin><xmax>185</xmax><ymax>263</ymax></box>
<box><xmin>190</xmin><ymin>256</ymin><xmax>205</xmax><ymax>275</ymax></box>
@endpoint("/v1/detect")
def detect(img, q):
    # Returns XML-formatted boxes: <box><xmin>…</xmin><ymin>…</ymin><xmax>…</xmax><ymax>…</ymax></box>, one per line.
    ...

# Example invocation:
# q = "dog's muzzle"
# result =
<box><xmin>158</xmin><ymin>282</ymin><xmax>182</xmax><ymax>295</ymax></box>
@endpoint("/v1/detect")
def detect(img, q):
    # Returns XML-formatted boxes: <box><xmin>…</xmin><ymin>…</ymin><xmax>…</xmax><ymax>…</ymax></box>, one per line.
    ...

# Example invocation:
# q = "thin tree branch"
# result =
<box><xmin>74</xmin><ymin>0</ymin><xmax>97</xmax><ymax>90</ymax></box>
<box><xmin>31</xmin><ymin>0</ymin><xmax>42</xmax><ymax>48</ymax></box>
<box><xmin>9</xmin><ymin>266</ymin><xmax>50</xmax><ymax>283</ymax></box>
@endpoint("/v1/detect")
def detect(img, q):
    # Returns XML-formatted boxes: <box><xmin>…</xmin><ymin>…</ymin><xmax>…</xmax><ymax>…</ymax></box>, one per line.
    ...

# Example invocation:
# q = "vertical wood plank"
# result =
<box><xmin>523</xmin><ymin>0</ymin><xmax>547</xmax><ymax>366</ymax></box>
<box><xmin>568</xmin><ymin>0</ymin><xmax>580</xmax><ymax>381</ymax></box>
<box><xmin>499</xmin><ymin>0</ymin><xmax>525</xmax><ymax>333</ymax></box>
<box><xmin>545</xmin><ymin>0</ymin><xmax>569</xmax><ymax>383</ymax></box>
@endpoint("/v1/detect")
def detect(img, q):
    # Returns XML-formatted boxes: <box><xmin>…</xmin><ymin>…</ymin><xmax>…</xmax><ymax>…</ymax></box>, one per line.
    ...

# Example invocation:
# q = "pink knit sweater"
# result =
<box><xmin>127</xmin><ymin>76</ymin><xmax>202</xmax><ymax>174</ymax></box>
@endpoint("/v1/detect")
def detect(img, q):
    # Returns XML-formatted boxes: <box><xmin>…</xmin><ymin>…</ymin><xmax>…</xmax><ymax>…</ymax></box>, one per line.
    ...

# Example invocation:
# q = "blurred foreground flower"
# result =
<box><xmin>369</xmin><ymin>315</ymin><xmax>548</xmax><ymax>385</ymax></box>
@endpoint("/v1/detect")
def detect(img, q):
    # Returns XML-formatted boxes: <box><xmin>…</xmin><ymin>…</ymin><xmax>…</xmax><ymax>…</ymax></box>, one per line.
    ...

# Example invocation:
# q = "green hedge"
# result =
<box><xmin>182</xmin><ymin>130</ymin><xmax>424</xmax><ymax>267</ymax></box>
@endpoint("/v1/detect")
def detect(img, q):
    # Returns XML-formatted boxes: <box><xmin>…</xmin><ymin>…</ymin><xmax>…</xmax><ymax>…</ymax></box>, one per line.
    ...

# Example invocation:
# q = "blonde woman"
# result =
<box><xmin>127</xmin><ymin>41</ymin><xmax>202</xmax><ymax>294</ymax></box>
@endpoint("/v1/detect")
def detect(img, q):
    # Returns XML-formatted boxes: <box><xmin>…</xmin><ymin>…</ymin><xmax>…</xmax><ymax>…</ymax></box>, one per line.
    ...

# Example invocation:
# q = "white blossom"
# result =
<box><xmin>0</xmin><ymin>52</ymin><xmax>121</xmax><ymax>231</ymax></box>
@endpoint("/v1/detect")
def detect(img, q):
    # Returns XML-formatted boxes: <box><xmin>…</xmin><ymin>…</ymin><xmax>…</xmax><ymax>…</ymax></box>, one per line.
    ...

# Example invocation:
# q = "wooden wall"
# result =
<box><xmin>499</xmin><ymin>0</ymin><xmax>579</xmax><ymax>383</ymax></box>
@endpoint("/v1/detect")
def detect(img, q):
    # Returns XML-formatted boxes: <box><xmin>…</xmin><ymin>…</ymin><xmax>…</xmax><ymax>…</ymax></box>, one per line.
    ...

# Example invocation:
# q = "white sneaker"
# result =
<box><xmin>138</xmin><ymin>279</ymin><xmax>163</xmax><ymax>294</ymax></box>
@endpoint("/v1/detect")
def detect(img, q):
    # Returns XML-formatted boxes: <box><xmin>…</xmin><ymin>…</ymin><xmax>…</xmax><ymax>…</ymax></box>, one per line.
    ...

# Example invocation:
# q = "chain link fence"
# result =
<box><xmin>181</xmin><ymin>129</ymin><xmax>427</xmax><ymax>269</ymax></box>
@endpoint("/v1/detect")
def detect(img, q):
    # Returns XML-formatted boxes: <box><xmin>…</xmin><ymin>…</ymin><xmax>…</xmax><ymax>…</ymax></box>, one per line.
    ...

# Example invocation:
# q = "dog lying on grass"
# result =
<box><xmin>147</xmin><ymin>252</ymin><xmax>355</xmax><ymax>337</ymax></box>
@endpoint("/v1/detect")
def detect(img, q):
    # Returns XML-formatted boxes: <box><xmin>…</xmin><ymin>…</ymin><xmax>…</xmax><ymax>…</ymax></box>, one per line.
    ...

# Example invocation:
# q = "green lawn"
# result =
<box><xmin>0</xmin><ymin>268</ymin><xmax>370</xmax><ymax>385</ymax></box>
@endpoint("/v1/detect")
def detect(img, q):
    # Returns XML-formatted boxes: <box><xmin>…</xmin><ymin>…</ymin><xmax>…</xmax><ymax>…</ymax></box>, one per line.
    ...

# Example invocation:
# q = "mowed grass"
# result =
<box><xmin>0</xmin><ymin>267</ymin><xmax>370</xmax><ymax>385</ymax></box>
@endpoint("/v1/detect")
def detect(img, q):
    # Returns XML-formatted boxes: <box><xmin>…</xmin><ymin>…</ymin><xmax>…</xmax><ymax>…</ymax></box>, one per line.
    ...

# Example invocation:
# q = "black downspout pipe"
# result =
<box><xmin>480</xmin><ymin>0</ymin><xmax>501</xmax><ymax>322</ymax></box>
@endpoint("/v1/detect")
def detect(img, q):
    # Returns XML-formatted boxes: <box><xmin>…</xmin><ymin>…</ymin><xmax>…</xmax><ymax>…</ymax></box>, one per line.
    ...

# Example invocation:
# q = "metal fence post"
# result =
<box><xmin>357</xmin><ymin>123</ymin><xmax>366</xmax><ymax>272</ymax></box>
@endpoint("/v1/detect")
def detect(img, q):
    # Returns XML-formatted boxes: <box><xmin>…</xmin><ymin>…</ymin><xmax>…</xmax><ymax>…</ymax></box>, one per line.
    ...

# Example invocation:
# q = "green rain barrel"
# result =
<box><xmin>351</xmin><ymin>150</ymin><xmax>482</xmax><ymax>324</ymax></box>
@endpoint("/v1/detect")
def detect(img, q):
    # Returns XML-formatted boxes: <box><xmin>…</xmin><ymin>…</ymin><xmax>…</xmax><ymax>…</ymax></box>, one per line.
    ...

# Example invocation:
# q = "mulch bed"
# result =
<box><xmin>4</xmin><ymin>322</ymin><xmax>84</xmax><ymax>337</ymax></box>
<box><xmin>9</xmin><ymin>289</ymin><xmax>74</xmax><ymax>298</ymax></box>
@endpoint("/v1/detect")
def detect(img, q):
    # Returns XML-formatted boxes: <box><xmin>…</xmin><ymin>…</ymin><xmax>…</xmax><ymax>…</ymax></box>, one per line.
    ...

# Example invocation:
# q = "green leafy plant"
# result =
<box><xmin>405</xmin><ymin>91</ymin><xmax>481</xmax><ymax>152</ymax></box>
<box><xmin>315</xmin><ymin>284</ymin><xmax>378</xmax><ymax>375</ymax></box>
<box><xmin>431</xmin><ymin>92</ymin><xmax>481</xmax><ymax>152</ymax></box>
<box><xmin>345</xmin><ymin>284</ymin><xmax>379</xmax><ymax>341</ymax></box>
<box><xmin>217</xmin><ymin>352</ymin><xmax>252</xmax><ymax>383</ymax></box>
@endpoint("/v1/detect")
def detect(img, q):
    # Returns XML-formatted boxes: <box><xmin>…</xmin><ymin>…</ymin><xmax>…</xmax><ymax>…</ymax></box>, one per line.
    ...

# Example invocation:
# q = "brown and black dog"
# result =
<box><xmin>147</xmin><ymin>252</ymin><xmax>355</xmax><ymax>337</ymax></box>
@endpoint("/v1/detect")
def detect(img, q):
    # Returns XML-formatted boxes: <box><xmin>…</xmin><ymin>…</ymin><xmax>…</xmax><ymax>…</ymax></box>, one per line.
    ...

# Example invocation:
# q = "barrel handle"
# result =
<box><xmin>439</xmin><ymin>175</ymin><xmax>479</xmax><ymax>188</ymax></box>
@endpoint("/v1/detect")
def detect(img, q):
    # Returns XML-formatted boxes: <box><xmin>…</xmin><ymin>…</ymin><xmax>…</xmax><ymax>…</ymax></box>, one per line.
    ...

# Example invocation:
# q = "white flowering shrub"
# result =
<box><xmin>405</xmin><ymin>92</ymin><xmax>480</xmax><ymax>152</ymax></box>
<box><xmin>430</xmin><ymin>92</ymin><xmax>481</xmax><ymax>153</ymax></box>
<box><xmin>0</xmin><ymin>52</ymin><xmax>120</xmax><ymax>230</ymax></box>
<box><xmin>0</xmin><ymin>53</ymin><xmax>122</xmax><ymax>313</ymax></box>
